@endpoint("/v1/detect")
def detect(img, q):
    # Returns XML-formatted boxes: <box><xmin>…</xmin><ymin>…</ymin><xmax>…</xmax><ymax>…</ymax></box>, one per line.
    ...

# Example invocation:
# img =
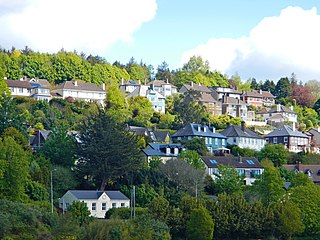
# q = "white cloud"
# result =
<box><xmin>0</xmin><ymin>0</ymin><xmax>157</xmax><ymax>54</ymax></box>
<box><xmin>181</xmin><ymin>6</ymin><xmax>320</xmax><ymax>82</ymax></box>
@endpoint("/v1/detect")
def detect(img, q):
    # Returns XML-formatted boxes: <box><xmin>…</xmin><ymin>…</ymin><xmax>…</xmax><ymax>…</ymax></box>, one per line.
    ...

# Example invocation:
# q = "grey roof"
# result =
<box><xmin>199</xmin><ymin>93</ymin><xmax>217</xmax><ymax>103</ymax></box>
<box><xmin>264</xmin><ymin>125</ymin><xmax>308</xmax><ymax>138</ymax></box>
<box><xmin>54</xmin><ymin>80</ymin><xmax>104</xmax><ymax>92</ymax></box>
<box><xmin>69</xmin><ymin>190</ymin><xmax>129</xmax><ymax>200</ymax></box>
<box><xmin>147</xmin><ymin>79</ymin><xmax>171</xmax><ymax>87</ymax></box>
<box><xmin>220</xmin><ymin>125</ymin><xmax>264</xmax><ymax>139</ymax></box>
<box><xmin>222</xmin><ymin>96</ymin><xmax>246</xmax><ymax>105</ymax></box>
<box><xmin>308</xmin><ymin>128</ymin><xmax>320</xmax><ymax>145</ymax></box>
<box><xmin>29</xmin><ymin>79</ymin><xmax>51</xmax><ymax>89</ymax></box>
<box><xmin>202</xmin><ymin>156</ymin><xmax>263</xmax><ymax>169</ymax></box>
<box><xmin>148</xmin><ymin>143</ymin><xmax>183</xmax><ymax>151</ymax></box>
<box><xmin>268</xmin><ymin>105</ymin><xmax>295</xmax><ymax>114</ymax></box>
<box><xmin>5</xmin><ymin>79</ymin><xmax>33</xmax><ymax>89</ymax></box>
<box><xmin>182</xmin><ymin>82</ymin><xmax>212</xmax><ymax>93</ymax></box>
<box><xmin>171</xmin><ymin>123</ymin><xmax>227</xmax><ymax>139</ymax></box>
<box><xmin>142</xmin><ymin>143</ymin><xmax>184</xmax><ymax>157</ymax></box>
<box><xmin>153</xmin><ymin>131</ymin><xmax>170</xmax><ymax>142</ymax></box>
<box><xmin>283</xmin><ymin>164</ymin><xmax>320</xmax><ymax>183</ymax></box>
<box><xmin>242</xmin><ymin>90</ymin><xmax>275</xmax><ymax>98</ymax></box>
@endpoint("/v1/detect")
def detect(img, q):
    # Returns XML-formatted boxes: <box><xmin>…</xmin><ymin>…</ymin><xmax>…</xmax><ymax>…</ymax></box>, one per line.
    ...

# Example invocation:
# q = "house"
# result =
<box><xmin>59</xmin><ymin>190</ymin><xmax>130</xmax><ymax>218</ymax></box>
<box><xmin>5</xmin><ymin>79</ymin><xmax>33</xmax><ymax>97</ymax></box>
<box><xmin>264</xmin><ymin>125</ymin><xmax>309</xmax><ymax>153</ymax></box>
<box><xmin>119</xmin><ymin>79</ymin><xmax>141</xmax><ymax>93</ymax></box>
<box><xmin>211</xmin><ymin>86</ymin><xmax>242</xmax><ymax>101</ymax></box>
<box><xmin>147</xmin><ymin>79</ymin><xmax>177</xmax><ymax>97</ymax></box>
<box><xmin>126</xmin><ymin>85</ymin><xmax>166</xmax><ymax>114</ymax></box>
<box><xmin>142</xmin><ymin>143</ymin><xmax>185</xmax><ymax>163</ymax></box>
<box><xmin>283</xmin><ymin>162</ymin><xmax>320</xmax><ymax>184</ymax></box>
<box><xmin>171</xmin><ymin>123</ymin><xmax>228</xmax><ymax>154</ymax></box>
<box><xmin>51</xmin><ymin>80</ymin><xmax>106</xmax><ymax>105</ymax></box>
<box><xmin>29</xmin><ymin>130</ymin><xmax>51</xmax><ymax>150</ymax></box>
<box><xmin>220</xmin><ymin>122</ymin><xmax>265</xmax><ymax>151</ymax></box>
<box><xmin>126</xmin><ymin>125</ymin><xmax>170</xmax><ymax>143</ymax></box>
<box><xmin>241</xmin><ymin>90</ymin><xmax>275</xmax><ymax>107</ymax></box>
<box><xmin>307</xmin><ymin>127</ymin><xmax>320</xmax><ymax>154</ymax></box>
<box><xmin>202</xmin><ymin>156</ymin><xmax>264</xmax><ymax>185</ymax></box>
<box><xmin>179</xmin><ymin>82</ymin><xmax>212</xmax><ymax>94</ymax></box>
<box><xmin>199</xmin><ymin>93</ymin><xmax>222</xmax><ymax>116</ymax></box>
<box><xmin>29</xmin><ymin>78</ymin><xmax>52</xmax><ymax>101</ymax></box>
<box><xmin>221</xmin><ymin>96</ymin><xmax>248</xmax><ymax>120</ymax></box>
<box><xmin>256</xmin><ymin>104</ymin><xmax>298</xmax><ymax>124</ymax></box>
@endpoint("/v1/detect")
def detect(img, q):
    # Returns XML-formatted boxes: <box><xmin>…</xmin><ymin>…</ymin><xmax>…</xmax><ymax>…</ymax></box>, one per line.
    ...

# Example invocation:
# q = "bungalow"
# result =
<box><xmin>171</xmin><ymin>123</ymin><xmax>228</xmax><ymax>154</ymax></box>
<box><xmin>264</xmin><ymin>125</ymin><xmax>309</xmax><ymax>153</ymax></box>
<box><xmin>202</xmin><ymin>156</ymin><xmax>264</xmax><ymax>185</ymax></box>
<box><xmin>51</xmin><ymin>80</ymin><xmax>106</xmax><ymax>105</ymax></box>
<box><xmin>220</xmin><ymin>122</ymin><xmax>265</xmax><ymax>151</ymax></box>
<box><xmin>142</xmin><ymin>143</ymin><xmax>185</xmax><ymax>163</ymax></box>
<box><xmin>59</xmin><ymin>190</ymin><xmax>130</xmax><ymax>218</ymax></box>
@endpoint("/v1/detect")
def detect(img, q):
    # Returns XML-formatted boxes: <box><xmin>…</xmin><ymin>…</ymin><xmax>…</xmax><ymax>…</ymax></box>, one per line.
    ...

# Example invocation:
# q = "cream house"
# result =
<box><xmin>59</xmin><ymin>190</ymin><xmax>130</xmax><ymax>218</ymax></box>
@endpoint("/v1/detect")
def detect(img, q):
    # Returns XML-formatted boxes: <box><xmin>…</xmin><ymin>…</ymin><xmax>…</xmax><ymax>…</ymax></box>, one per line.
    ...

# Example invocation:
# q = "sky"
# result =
<box><xmin>1</xmin><ymin>0</ymin><xmax>320</xmax><ymax>82</ymax></box>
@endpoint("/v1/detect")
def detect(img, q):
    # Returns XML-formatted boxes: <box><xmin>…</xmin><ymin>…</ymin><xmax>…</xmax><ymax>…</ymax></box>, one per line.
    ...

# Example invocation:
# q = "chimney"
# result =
<box><xmin>241</xmin><ymin>121</ymin><xmax>246</xmax><ymax>131</ymax></box>
<box><xmin>297</xmin><ymin>161</ymin><xmax>303</xmax><ymax>172</ymax></box>
<box><xmin>190</xmin><ymin>81</ymin><xmax>193</xmax><ymax>87</ymax></box>
<box><xmin>238</xmin><ymin>154</ymin><xmax>243</xmax><ymax>163</ymax></box>
<box><xmin>74</xmin><ymin>80</ymin><xmax>78</xmax><ymax>86</ymax></box>
<box><xmin>3</xmin><ymin>77</ymin><xmax>7</xmax><ymax>80</ymax></box>
<box><xmin>166</xmin><ymin>78</ymin><xmax>169</xmax><ymax>84</ymax></box>
<box><xmin>226</xmin><ymin>122</ymin><xmax>231</xmax><ymax>128</ymax></box>
<box><xmin>290</xmin><ymin>105</ymin><xmax>294</xmax><ymax>111</ymax></box>
<box><xmin>259</xmin><ymin>89</ymin><xmax>262</xmax><ymax>94</ymax></box>
<box><xmin>121</xmin><ymin>78</ymin><xmax>124</xmax><ymax>85</ymax></box>
<box><xmin>277</xmin><ymin>104</ymin><xmax>281</xmax><ymax>112</ymax></box>
<box><xmin>138</xmin><ymin>79</ymin><xmax>141</xmax><ymax>85</ymax></box>
<box><xmin>292</xmin><ymin>122</ymin><xmax>296</xmax><ymax>132</ymax></box>
<box><xmin>144</xmin><ymin>78</ymin><xmax>147</xmax><ymax>85</ymax></box>
<box><xmin>318</xmin><ymin>126</ymin><xmax>320</xmax><ymax>133</ymax></box>
<box><xmin>101</xmin><ymin>83</ymin><xmax>105</xmax><ymax>91</ymax></box>
<box><xmin>198</xmin><ymin>83</ymin><xmax>201</xmax><ymax>86</ymax></box>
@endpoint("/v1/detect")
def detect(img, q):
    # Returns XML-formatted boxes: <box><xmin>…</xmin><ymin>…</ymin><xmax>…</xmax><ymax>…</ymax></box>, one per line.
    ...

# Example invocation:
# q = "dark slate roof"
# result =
<box><xmin>308</xmin><ymin>128</ymin><xmax>320</xmax><ymax>145</ymax></box>
<box><xmin>142</xmin><ymin>149</ymin><xmax>176</xmax><ymax>157</ymax></box>
<box><xmin>264</xmin><ymin>125</ymin><xmax>308</xmax><ymax>138</ymax></box>
<box><xmin>5</xmin><ymin>79</ymin><xmax>33</xmax><ymax>89</ymax></box>
<box><xmin>142</xmin><ymin>143</ymin><xmax>184</xmax><ymax>157</ymax></box>
<box><xmin>171</xmin><ymin>123</ymin><xmax>227</xmax><ymax>139</ymax></box>
<box><xmin>69</xmin><ymin>190</ymin><xmax>129</xmax><ymax>200</ymax></box>
<box><xmin>54</xmin><ymin>80</ymin><xmax>104</xmax><ymax>92</ymax></box>
<box><xmin>148</xmin><ymin>143</ymin><xmax>183</xmax><ymax>151</ymax></box>
<box><xmin>220</xmin><ymin>125</ymin><xmax>264</xmax><ymax>139</ymax></box>
<box><xmin>202</xmin><ymin>156</ymin><xmax>263</xmax><ymax>169</ymax></box>
<box><xmin>153</xmin><ymin>131</ymin><xmax>170</xmax><ymax>142</ymax></box>
<box><xmin>283</xmin><ymin>164</ymin><xmax>320</xmax><ymax>183</ymax></box>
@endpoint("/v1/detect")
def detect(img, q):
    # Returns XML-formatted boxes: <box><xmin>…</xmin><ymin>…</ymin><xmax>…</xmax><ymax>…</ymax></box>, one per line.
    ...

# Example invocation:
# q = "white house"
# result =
<box><xmin>59</xmin><ymin>190</ymin><xmax>130</xmax><ymax>218</ymax></box>
<box><xmin>51</xmin><ymin>80</ymin><xmax>106</xmax><ymax>105</ymax></box>
<box><xmin>257</xmin><ymin>104</ymin><xmax>298</xmax><ymax>124</ymax></box>
<box><xmin>5</xmin><ymin>79</ymin><xmax>33</xmax><ymax>97</ymax></box>
<box><xmin>202</xmin><ymin>156</ymin><xmax>264</xmax><ymax>185</ymax></box>
<box><xmin>147</xmin><ymin>79</ymin><xmax>177</xmax><ymax>97</ymax></box>
<box><xmin>30</xmin><ymin>78</ymin><xmax>52</xmax><ymax>101</ymax></box>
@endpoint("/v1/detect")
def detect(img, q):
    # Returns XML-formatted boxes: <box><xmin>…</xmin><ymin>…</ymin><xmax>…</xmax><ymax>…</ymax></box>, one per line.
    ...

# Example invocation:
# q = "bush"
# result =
<box><xmin>105</xmin><ymin>207</ymin><xmax>147</xmax><ymax>219</ymax></box>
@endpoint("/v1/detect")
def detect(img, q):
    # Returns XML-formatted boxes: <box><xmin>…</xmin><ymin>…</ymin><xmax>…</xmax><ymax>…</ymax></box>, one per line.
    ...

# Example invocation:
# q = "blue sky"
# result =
<box><xmin>1</xmin><ymin>0</ymin><xmax>320</xmax><ymax>82</ymax></box>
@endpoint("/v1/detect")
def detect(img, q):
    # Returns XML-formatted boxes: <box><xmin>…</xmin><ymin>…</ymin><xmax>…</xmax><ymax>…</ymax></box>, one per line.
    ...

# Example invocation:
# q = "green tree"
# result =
<box><xmin>148</xmin><ymin>196</ymin><xmax>170</xmax><ymax>223</ymax></box>
<box><xmin>0</xmin><ymin>136</ymin><xmax>30</xmax><ymax>202</ymax></box>
<box><xmin>275</xmin><ymin>77</ymin><xmax>291</xmax><ymax>99</ymax></box>
<box><xmin>180</xmin><ymin>137</ymin><xmax>208</xmax><ymax>156</ymax></box>
<box><xmin>252</xmin><ymin>161</ymin><xmax>285</xmax><ymax>206</ymax></box>
<box><xmin>258</xmin><ymin>144</ymin><xmax>288</xmax><ymax>166</ymax></box>
<box><xmin>179</xmin><ymin>150</ymin><xmax>205</xmax><ymax>169</ymax></box>
<box><xmin>186</xmin><ymin>207</ymin><xmax>214</xmax><ymax>240</ymax></box>
<box><xmin>77</xmin><ymin>110</ymin><xmax>143</xmax><ymax>190</ymax></box>
<box><xmin>214</xmin><ymin>165</ymin><xmax>244</xmax><ymax>194</ymax></box>
<box><xmin>68</xmin><ymin>201</ymin><xmax>92</xmax><ymax>227</ymax></box>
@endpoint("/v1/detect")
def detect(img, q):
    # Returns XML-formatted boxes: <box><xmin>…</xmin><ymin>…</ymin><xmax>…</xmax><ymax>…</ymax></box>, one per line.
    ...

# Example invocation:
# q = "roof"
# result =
<box><xmin>148</xmin><ymin>143</ymin><xmax>183</xmax><ymax>151</ymax></box>
<box><xmin>142</xmin><ymin>143</ymin><xmax>184</xmax><ymax>157</ymax></box>
<box><xmin>220</xmin><ymin>125</ymin><xmax>264</xmax><ymax>139</ymax></box>
<box><xmin>154</xmin><ymin>131</ymin><xmax>170</xmax><ymax>142</ymax></box>
<box><xmin>147</xmin><ymin>79</ymin><xmax>171</xmax><ymax>87</ymax></box>
<box><xmin>126</xmin><ymin>85</ymin><xmax>149</xmax><ymax>98</ymax></box>
<box><xmin>5</xmin><ymin>79</ymin><xmax>33</xmax><ymax>89</ymax></box>
<box><xmin>199</xmin><ymin>93</ymin><xmax>217</xmax><ymax>103</ymax></box>
<box><xmin>242</xmin><ymin>90</ymin><xmax>275</xmax><ymax>98</ymax></box>
<box><xmin>182</xmin><ymin>82</ymin><xmax>211</xmax><ymax>93</ymax></box>
<box><xmin>29</xmin><ymin>78</ymin><xmax>51</xmax><ymax>89</ymax></box>
<box><xmin>264</xmin><ymin>125</ymin><xmax>308</xmax><ymax>138</ymax></box>
<box><xmin>222</xmin><ymin>96</ymin><xmax>246</xmax><ymax>105</ymax></box>
<box><xmin>202</xmin><ymin>156</ymin><xmax>263</xmax><ymax>169</ymax></box>
<box><xmin>212</xmin><ymin>87</ymin><xmax>242</xmax><ymax>94</ymax></box>
<box><xmin>171</xmin><ymin>123</ymin><xmax>227</xmax><ymax>139</ymax></box>
<box><xmin>53</xmin><ymin>80</ymin><xmax>105</xmax><ymax>92</ymax></box>
<box><xmin>308</xmin><ymin>128</ymin><xmax>320</xmax><ymax>145</ymax></box>
<box><xmin>268</xmin><ymin>105</ymin><xmax>296</xmax><ymax>114</ymax></box>
<box><xmin>268</xmin><ymin>114</ymin><xmax>289</xmax><ymax>120</ymax></box>
<box><xmin>283</xmin><ymin>164</ymin><xmax>320</xmax><ymax>183</ymax></box>
<box><xmin>68</xmin><ymin>190</ymin><xmax>129</xmax><ymax>200</ymax></box>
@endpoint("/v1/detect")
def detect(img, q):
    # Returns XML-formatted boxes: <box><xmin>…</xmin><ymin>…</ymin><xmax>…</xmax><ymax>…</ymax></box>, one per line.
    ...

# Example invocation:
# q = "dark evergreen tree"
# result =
<box><xmin>275</xmin><ymin>77</ymin><xmax>291</xmax><ymax>99</ymax></box>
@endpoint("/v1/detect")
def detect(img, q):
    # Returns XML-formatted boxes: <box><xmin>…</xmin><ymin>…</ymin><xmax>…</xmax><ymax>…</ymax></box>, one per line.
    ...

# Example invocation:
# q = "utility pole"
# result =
<box><xmin>50</xmin><ymin>168</ymin><xmax>56</xmax><ymax>214</ymax></box>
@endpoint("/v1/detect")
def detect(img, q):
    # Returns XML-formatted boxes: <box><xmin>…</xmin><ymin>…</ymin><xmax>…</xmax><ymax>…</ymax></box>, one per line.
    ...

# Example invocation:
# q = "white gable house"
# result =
<box><xmin>59</xmin><ymin>190</ymin><xmax>130</xmax><ymax>218</ymax></box>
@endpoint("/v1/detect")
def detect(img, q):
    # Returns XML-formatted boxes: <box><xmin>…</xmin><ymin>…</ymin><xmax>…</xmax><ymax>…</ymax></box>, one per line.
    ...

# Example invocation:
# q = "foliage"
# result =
<box><xmin>186</xmin><ymin>207</ymin><xmax>214</xmax><ymax>240</ymax></box>
<box><xmin>105</xmin><ymin>207</ymin><xmax>147</xmax><ymax>220</ymax></box>
<box><xmin>68</xmin><ymin>201</ymin><xmax>92</xmax><ymax>226</ymax></box>
<box><xmin>275</xmin><ymin>77</ymin><xmax>291</xmax><ymax>99</ymax></box>
<box><xmin>77</xmin><ymin>110</ymin><xmax>143</xmax><ymax>190</ymax></box>
<box><xmin>210</xmin><ymin>114</ymin><xmax>241</xmax><ymax>130</ymax></box>
<box><xmin>231</xmin><ymin>145</ymin><xmax>257</xmax><ymax>158</ymax></box>
<box><xmin>179</xmin><ymin>150</ymin><xmax>205</xmax><ymax>169</ymax></box>
<box><xmin>180</xmin><ymin>137</ymin><xmax>208</xmax><ymax>156</ymax></box>
<box><xmin>213</xmin><ymin>164</ymin><xmax>244</xmax><ymax>195</ymax></box>
<box><xmin>258</xmin><ymin>143</ymin><xmax>289</xmax><ymax>166</ymax></box>
<box><xmin>148</xmin><ymin>196</ymin><xmax>170</xmax><ymax>223</ymax></box>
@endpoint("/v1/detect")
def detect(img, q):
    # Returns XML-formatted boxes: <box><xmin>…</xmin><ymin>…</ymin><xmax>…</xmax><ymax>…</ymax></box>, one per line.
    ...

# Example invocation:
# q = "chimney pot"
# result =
<box><xmin>241</xmin><ymin>121</ymin><xmax>246</xmax><ymax>131</ymax></box>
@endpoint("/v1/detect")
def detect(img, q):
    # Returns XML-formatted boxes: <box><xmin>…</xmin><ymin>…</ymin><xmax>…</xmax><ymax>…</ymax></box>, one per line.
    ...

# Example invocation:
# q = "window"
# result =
<box><xmin>233</xmin><ymin>137</ymin><xmax>236</xmax><ymax>143</ymax></box>
<box><xmin>209</xmin><ymin>159</ymin><xmax>218</xmax><ymax>164</ymax></box>
<box><xmin>246</xmin><ymin>160</ymin><xmax>255</xmax><ymax>165</ymax></box>
<box><xmin>92</xmin><ymin>202</ymin><xmax>96</xmax><ymax>211</ymax></box>
<box><xmin>273</xmin><ymin>137</ymin><xmax>277</xmax><ymax>144</ymax></box>
<box><xmin>102</xmin><ymin>202</ymin><xmax>106</xmax><ymax>211</ymax></box>
<box><xmin>121</xmin><ymin>203</ymin><xmax>125</xmax><ymax>207</ymax></box>
<box><xmin>19</xmin><ymin>88</ymin><xmax>23</xmax><ymax>93</ymax></box>
<box><xmin>284</xmin><ymin>137</ymin><xmax>288</xmax><ymax>143</ymax></box>
<box><xmin>112</xmin><ymin>203</ymin><xmax>116</xmax><ymax>208</ymax></box>
<box><xmin>11</xmin><ymin>88</ymin><xmax>14</xmax><ymax>92</ymax></box>
<box><xmin>215</xmin><ymin>138</ymin><xmax>218</xmax><ymax>145</ymax></box>
<box><xmin>222</xmin><ymin>139</ymin><xmax>225</xmax><ymax>145</ymax></box>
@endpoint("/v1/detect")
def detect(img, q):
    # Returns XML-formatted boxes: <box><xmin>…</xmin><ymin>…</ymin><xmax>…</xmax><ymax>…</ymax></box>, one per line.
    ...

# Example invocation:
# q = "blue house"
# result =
<box><xmin>171</xmin><ymin>123</ymin><xmax>228</xmax><ymax>154</ymax></box>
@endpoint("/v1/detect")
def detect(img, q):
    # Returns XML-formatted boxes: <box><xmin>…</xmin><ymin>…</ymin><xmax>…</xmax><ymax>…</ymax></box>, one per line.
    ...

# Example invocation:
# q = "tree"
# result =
<box><xmin>251</xmin><ymin>161</ymin><xmax>285</xmax><ymax>206</ymax></box>
<box><xmin>0</xmin><ymin>136</ymin><xmax>30</xmax><ymax>202</ymax></box>
<box><xmin>148</xmin><ymin>196</ymin><xmax>169</xmax><ymax>224</ymax></box>
<box><xmin>76</xmin><ymin>110</ymin><xmax>143</xmax><ymax>190</ymax></box>
<box><xmin>291</xmin><ymin>84</ymin><xmax>315</xmax><ymax>108</ymax></box>
<box><xmin>68</xmin><ymin>201</ymin><xmax>92</xmax><ymax>226</ymax></box>
<box><xmin>155</xmin><ymin>61</ymin><xmax>172</xmax><ymax>81</ymax></box>
<box><xmin>186</xmin><ymin>207</ymin><xmax>214</xmax><ymax>240</ymax></box>
<box><xmin>179</xmin><ymin>150</ymin><xmax>205</xmax><ymax>170</ymax></box>
<box><xmin>258</xmin><ymin>144</ymin><xmax>288</xmax><ymax>166</ymax></box>
<box><xmin>275</xmin><ymin>77</ymin><xmax>291</xmax><ymax>99</ymax></box>
<box><xmin>180</xmin><ymin>137</ymin><xmax>208</xmax><ymax>156</ymax></box>
<box><xmin>214</xmin><ymin>165</ymin><xmax>244</xmax><ymax>194</ymax></box>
